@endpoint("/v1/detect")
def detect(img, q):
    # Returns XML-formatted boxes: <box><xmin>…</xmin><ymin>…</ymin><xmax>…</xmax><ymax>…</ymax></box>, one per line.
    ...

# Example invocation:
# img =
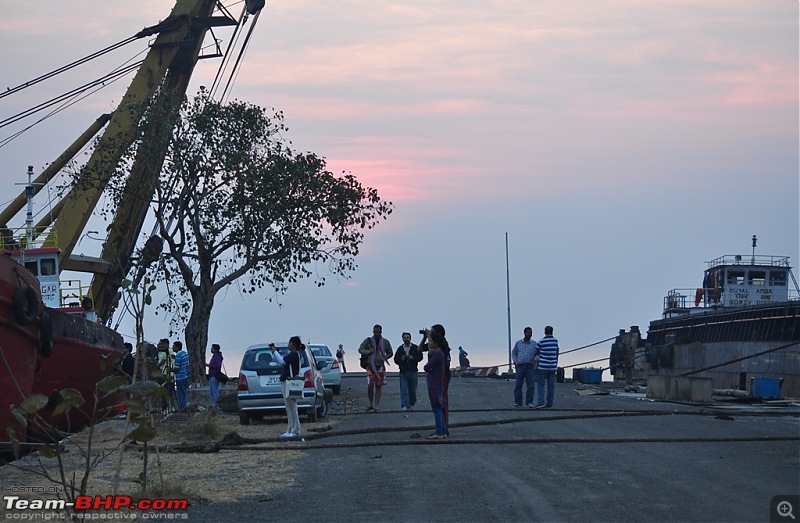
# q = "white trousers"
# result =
<box><xmin>283</xmin><ymin>384</ymin><xmax>301</xmax><ymax>435</ymax></box>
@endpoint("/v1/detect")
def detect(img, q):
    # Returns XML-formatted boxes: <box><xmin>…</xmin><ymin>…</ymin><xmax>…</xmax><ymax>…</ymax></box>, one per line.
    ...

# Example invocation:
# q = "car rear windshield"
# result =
<box><xmin>310</xmin><ymin>345</ymin><xmax>331</xmax><ymax>358</ymax></box>
<box><xmin>241</xmin><ymin>348</ymin><xmax>310</xmax><ymax>374</ymax></box>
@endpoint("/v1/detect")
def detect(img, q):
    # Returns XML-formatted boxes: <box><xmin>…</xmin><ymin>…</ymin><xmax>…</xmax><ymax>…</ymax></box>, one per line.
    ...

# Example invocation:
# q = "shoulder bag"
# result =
<box><xmin>282</xmin><ymin>354</ymin><xmax>304</xmax><ymax>398</ymax></box>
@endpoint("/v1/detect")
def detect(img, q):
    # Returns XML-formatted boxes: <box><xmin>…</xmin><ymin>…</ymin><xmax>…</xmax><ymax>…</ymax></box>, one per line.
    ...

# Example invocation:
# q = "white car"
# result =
<box><xmin>308</xmin><ymin>344</ymin><xmax>342</xmax><ymax>395</ymax></box>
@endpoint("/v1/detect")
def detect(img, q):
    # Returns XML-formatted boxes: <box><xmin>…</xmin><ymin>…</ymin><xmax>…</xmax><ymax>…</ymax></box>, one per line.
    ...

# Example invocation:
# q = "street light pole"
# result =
<box><xmin>506</xmin><ymin>232</ymin><xmax>512</xmax><ymax>373</ymax></box>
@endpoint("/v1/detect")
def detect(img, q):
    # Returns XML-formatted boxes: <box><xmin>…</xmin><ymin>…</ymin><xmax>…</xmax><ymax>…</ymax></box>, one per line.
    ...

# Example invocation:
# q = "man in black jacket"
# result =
<box><xmin>394</xmin><ymin>332</ymin><xmax>423</xmax><ymax>411</ymax></box>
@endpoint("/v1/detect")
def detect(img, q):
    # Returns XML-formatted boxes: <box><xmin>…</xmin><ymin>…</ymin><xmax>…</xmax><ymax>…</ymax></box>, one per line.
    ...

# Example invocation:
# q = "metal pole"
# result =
<box><xmin>506</xmin><ymin>232</ymin><xmax>512</xmax><ymax>373</ymax></box>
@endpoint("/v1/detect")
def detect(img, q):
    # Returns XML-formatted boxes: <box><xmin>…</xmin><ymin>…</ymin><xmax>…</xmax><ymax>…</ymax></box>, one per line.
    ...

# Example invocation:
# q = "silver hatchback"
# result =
<box><xmin>237</xmin><ymin>343</ymin><xmax>329</xmax><ymax>425</ymax></box>
<box><xmin>308</xmin><ymin>344</ymin><xmax>342</xmax><ymax>395</ymax></box>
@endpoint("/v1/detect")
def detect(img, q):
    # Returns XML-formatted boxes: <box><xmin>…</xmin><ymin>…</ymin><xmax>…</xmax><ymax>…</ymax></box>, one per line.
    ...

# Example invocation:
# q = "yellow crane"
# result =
<box><xmin>0</xmin><ymin>0</ymin><xmax>261</xmax><ymax>322</ymax></box>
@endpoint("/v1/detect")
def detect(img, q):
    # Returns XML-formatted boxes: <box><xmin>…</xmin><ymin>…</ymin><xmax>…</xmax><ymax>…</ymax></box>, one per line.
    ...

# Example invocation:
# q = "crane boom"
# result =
<box><xmin>37</xmin><ymin>0</ymin><xmax>236</xmax><ymax>321</ymax></box>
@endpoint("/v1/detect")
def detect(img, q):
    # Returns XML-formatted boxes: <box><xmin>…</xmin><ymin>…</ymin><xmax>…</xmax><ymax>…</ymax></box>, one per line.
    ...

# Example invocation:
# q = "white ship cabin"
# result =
<box><xmin>1</xmin><ymin>227</ymin><xmax>98</xmax><ymax>321</ymax></box>
<box><xmin>662</xmin><ymin>254</ymin><xmax>797</xmax><ymax>319</ymax></box>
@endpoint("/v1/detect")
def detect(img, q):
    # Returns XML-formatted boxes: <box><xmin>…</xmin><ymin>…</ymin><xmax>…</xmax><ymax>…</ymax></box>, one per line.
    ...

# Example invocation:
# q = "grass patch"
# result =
<box><xmin>157</xmin><ymin>410</ymin><xmax>225</xmax><ymax>442</ymax></box>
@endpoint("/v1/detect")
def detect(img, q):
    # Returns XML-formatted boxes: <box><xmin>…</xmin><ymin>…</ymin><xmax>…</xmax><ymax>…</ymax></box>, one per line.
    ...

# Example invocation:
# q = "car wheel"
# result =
<box><xmin>307</xmin><ymin>405</ymin><xmax>318</xmax><ymax>424</ymax></box>
<box><xmin>317</xmin><ymin>397</ymin><xmax>328</xmax><ymax>419</ymax></box>
<box><xmin>332</xmin><ymin>385</ymin><xmax>341</xmax><ymax>395</ymax></box>
<box><xmin>239</xmin><ymin>412</ymin><xmax>250</xmax><ymax>425</ymax></box>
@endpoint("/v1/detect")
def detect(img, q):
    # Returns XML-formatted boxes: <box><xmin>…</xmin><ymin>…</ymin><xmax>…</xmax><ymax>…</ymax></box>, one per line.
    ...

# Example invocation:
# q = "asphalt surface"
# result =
<box><xmin>187</xmin><ymin>374</ymin><xmax>800</xmax><ymax>523</ymax></box>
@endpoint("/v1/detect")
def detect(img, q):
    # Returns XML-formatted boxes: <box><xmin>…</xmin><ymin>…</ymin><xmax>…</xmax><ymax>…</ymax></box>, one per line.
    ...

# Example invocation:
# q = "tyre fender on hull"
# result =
<box><xmin>12</xmin><ymin>286</ymin><xmax>39</xmax><ymax>326</ymax></box>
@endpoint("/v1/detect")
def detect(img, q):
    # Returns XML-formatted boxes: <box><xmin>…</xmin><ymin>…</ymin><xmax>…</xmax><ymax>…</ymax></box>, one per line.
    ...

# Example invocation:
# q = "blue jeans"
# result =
<box><xmin>209</xmin><ymin>376</ymin><xmax>220</xmax><ymax>409</ymax></box>
<box><xmin>398</xmin><ymin>370</ymin><xmax>418</xmax><ymax>409</ymax></box>
<box><xmin>536</xmin><ymin>369</ymin><xmax>556</xmax><ymax>407</ymax></box>
<box><xmin>514</xmin><ymin>364</ymin><xmax>536</xmax><ymax>406</ymax></box>
<box><xmin>176</xmin><ymin>378</ymin><xmax>188</xmax><ymax>410</ymax></box>
<box><xmin>431</xmin><ymin>402</ymin><xmax>447</xmax><ymax>435</ymax></box>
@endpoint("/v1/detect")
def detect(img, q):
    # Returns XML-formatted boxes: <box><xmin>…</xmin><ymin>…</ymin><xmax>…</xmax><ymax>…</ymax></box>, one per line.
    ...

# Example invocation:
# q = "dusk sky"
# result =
<box><xmin>1</xmin><ymin>1</ymin><xmax>798</xmax><ymax>379</ymax></box>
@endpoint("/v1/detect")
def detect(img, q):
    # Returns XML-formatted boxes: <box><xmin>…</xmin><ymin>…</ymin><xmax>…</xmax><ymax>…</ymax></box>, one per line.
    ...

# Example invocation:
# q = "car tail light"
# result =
<box><xmin>331</xmin><ymin>359</ymin><xmax>340</xmax><ymax>369</ymax></box>
<box><xmin>238</xmin><ymin>374</ymin><xmax>249</xmax><ymax>391</ymax></box>
<box><xmin>304</xmin><ymin>369</ymin><xmax>314</xmax><ymax>388</ymax></box>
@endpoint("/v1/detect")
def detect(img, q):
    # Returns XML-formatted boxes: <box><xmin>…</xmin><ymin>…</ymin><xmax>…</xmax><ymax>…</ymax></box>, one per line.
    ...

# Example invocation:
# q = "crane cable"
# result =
<box><xmin>0</xmin><ymin>47</ymin><xmax>149</xmax><ymax>150</ymax></box>
<box><xmin>216</xmin><ymin>7</ymin><xmax>262</xmax><ymax>102</ymax></box>
<box><xmin>0</xmin><ymin>61</ymin><xmax>143</xmax><ymax>130</ymax></box>
<box><xmin>0</xmin><ymin>36</ymin><xmax>140</xmax><ymax>100</ymax></box>
<box><xmin>210</xmin><ymin>4</ymin><xmax>248</xmax><ymax>98</ymax></box>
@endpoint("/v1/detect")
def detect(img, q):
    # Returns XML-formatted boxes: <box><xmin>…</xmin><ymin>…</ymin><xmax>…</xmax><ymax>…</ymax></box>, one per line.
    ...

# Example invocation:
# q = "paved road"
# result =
<box><xmin>188</xmin><ymin>374</ymin><xmax>800</xmax><ymax>523</ymax></box>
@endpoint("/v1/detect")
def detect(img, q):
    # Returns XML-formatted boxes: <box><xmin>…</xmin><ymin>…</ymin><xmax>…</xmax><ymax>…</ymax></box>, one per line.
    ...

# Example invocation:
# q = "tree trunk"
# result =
<box><xmin>184</xmin><ymin>290</ymin><xmax>214</xmax><ymax>385</ymax></box>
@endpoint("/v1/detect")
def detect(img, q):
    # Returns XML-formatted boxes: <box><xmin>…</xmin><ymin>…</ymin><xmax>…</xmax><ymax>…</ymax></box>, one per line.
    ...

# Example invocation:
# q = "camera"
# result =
<box><xmin>419</xmin><ymin>328</ymin><xmax>427</xmax><ymax>335</ymax></box>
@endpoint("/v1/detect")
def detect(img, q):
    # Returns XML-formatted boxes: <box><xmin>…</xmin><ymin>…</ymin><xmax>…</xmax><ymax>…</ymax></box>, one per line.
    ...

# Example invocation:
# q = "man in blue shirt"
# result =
<box><xmin>535</xmin><ymin>326</ymin><xmax>560</xmax><ymax>409</ymax></box>
<box><xmin>173</xmin><ymin>341</ymin><xmax>190</xmax><ymax>410</ymax></box>
<box><xmin>511</xmin><ymin>327</ymin><xmax>538</xmax><ymax>408</ymax></box>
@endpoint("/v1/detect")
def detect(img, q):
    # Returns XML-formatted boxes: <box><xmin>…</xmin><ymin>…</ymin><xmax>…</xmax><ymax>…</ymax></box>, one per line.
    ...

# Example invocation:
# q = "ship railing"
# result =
<box><xmin>60</xmin><ymin>280</ymin><xmax>94</xmax><ymax>309</ymax></box>
<box><xmin>706</xmin><ymin>255</ymin><xmax>790</xmax><ymax>269</ymax></box>
<box><xmin>664</xmin><ymin>287</ymin><xmax>800</xmax><ymax>312</ymax></box>
<box><xmin>0</xmin><ymin>225</ymin><xmax>58</xmax><ymax>251</ymax></box>
<box><xmin>663</xmin><ymin>289</ymin><xmax>697</xmax><ymax>312</ymax></box>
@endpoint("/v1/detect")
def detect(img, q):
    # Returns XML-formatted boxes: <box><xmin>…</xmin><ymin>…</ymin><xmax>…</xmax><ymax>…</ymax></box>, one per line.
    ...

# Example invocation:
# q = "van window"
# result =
<box><xmin>241</xmin><ymin>347</ymin><xmax>309</xmax><ymax>374</ymax></box>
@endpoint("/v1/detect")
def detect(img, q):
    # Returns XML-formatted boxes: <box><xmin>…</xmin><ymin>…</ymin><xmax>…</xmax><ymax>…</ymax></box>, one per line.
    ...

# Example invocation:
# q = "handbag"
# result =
<box><xmin>283</xmin><ymin>377</ymin><xmax>304</xmax><ymax>398</ymax></box>
<box><xmin>217</xmin><ymin>372</ymin><xmax>229</xmax><ymax>384</ymax></box>
<box><xmin>282</xmin><ymin>353</ymin><xmax>304</xmax><ymax>398</ymax></box>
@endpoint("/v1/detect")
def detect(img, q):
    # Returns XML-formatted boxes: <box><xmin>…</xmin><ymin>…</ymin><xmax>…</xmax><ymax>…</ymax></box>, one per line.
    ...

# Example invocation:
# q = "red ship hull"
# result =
<box><xmin>0</xmin><ymin>256</ymin><xmax>43</xmax><ymax>444</ymax></box>
<box><xmin>1</xmin><ymin>256</ymin><xmax>125</xmax><ymax>443</ymax></box>
<box><xmin>28</xmin><ymin>309</ymin><xmax>125</xmax><ymax>440</ymax></box>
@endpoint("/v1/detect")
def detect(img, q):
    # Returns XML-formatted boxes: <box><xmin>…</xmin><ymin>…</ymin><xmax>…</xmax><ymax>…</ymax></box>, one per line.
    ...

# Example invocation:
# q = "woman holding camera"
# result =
<box><xmin>271</xmin><ymin>338</ymin><xmax>303</xmax><ymax>438</ymax></box>
<box><xmin>419</xmin><ymin>324</ymin><xmax>451</xmax><ymax>433</ymax></box>
<box><xmin>424</xmin><ymin>330</ymin><xmax>449</xmax><ymax>439</ymax></box>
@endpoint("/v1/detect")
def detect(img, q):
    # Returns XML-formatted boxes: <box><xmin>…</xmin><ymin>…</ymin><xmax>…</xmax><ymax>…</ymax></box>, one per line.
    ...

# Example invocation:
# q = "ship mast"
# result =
<box><xmin>24</xmin><ymin>166</ymin><xmax>35</xmax><ymax>248</ymax></box>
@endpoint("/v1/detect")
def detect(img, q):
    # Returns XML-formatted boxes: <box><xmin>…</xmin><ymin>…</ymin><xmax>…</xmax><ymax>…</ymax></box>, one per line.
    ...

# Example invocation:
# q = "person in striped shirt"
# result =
<box><xmin>534</xmin><ymin>326</ymin><xmax>559</xmax><ymax>409</ymax></box>
<box><xmin>173</xmin><ymin>341</ymin><xmax>190</xmax><ymax>410</ymax></box>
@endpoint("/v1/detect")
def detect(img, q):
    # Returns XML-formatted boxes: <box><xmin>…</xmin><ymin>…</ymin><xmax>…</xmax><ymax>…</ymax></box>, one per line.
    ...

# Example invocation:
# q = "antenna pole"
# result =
<box><xmin>751</xmin><ymin>235</ymin><xmax>757</xmax><ymax>264</ymax></box>
<box><xmin>25</xmin><ymin>165</ymin><xmax>35</xmax><ymax>246</ymax></box>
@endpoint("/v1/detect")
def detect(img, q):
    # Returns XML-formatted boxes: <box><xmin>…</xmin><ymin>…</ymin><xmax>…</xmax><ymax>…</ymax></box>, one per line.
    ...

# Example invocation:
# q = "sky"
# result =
<box><xmin>1</xmin><ymin>1</ymin><xmax>798</xmax><ymax>380</ymax></box>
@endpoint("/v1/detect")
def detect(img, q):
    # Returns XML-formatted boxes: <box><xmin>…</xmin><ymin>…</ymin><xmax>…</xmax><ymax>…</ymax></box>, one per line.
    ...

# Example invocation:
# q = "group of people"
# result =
<box><xmin>153</xmin><ymin>339</ymin><xmax>191</xmax><ymax>411</ymax></box>
<box><xmin>357</xmin><ymin>323</ymin><xmax>452</xmax><ymax>440</ymax></box>
<box><xmin>114</xmin><ymin>324</ymin><xmax>559</xmax><ymax>442</ymax></box>
<box><xmin>353</xmin><ymin>323</ymin><xmax>560</xmax><ymax>440</ymax></box>
<box><xmin>511</xmin><ymin>326</ymin><xmax>560</xmax><ymax>409</ymax></box>
<box><xmin>115</xmin><ymin>338</ymin><xmax>227</xmax><ymax>412</ymax></box>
